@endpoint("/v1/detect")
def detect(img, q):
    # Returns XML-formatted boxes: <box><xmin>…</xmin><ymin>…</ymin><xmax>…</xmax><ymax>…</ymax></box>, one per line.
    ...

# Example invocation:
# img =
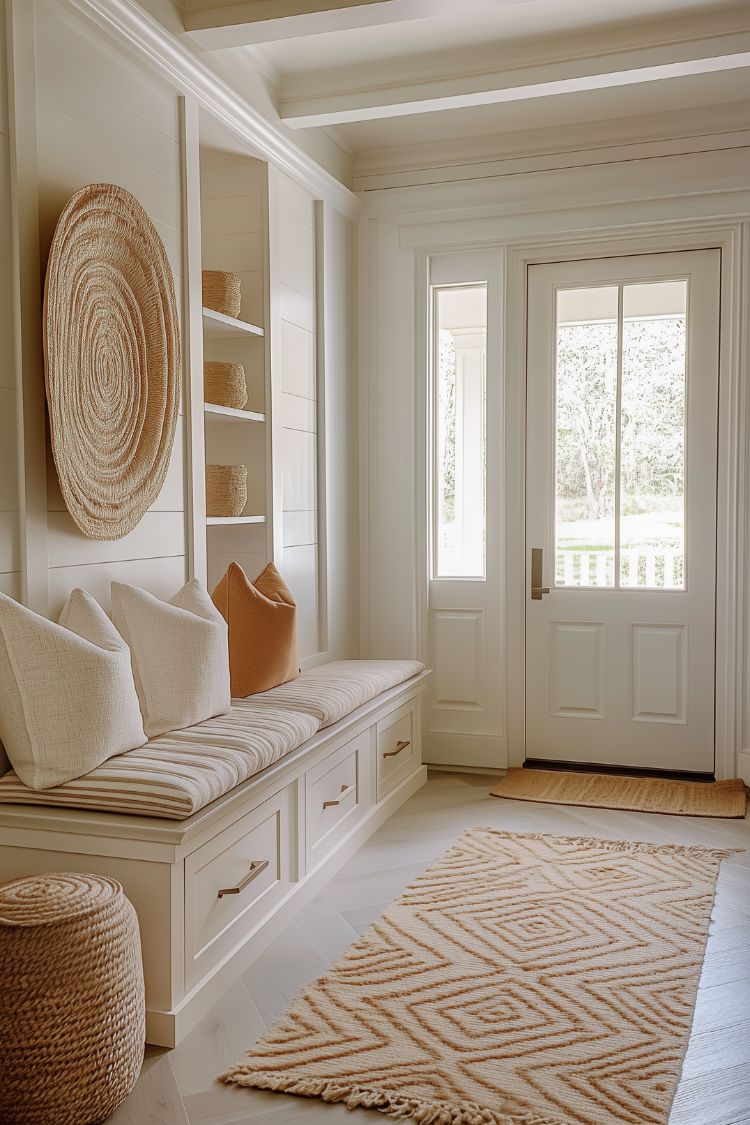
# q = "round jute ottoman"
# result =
<box><xmin>0</xmin><ymin>873</ymin><xmax>145</xmax><ymax>1125</ymax></box>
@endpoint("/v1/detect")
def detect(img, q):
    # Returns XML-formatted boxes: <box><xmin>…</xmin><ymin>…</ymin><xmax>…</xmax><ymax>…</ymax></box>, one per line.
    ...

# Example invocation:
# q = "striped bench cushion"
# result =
<box><xmin>0</xmin><ymin>702</ymin><xmax>319</xmax><ymax>820</ymax></box>
<box><xmin>0</xmin><ymin>660</ymin><xmax>425</xmax><ymax>820</ymax></box>
<box><xmin>250</xmin><ymin>659</ymin><xmax>425</xmax><ymax>728</ymax></box>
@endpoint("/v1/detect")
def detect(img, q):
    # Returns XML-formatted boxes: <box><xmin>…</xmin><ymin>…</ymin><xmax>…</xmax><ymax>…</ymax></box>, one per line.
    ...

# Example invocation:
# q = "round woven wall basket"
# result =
<box><xmin>44</xmin><ymin>183</ymin><xmax>180</xmax><ymax>541</ymax></box>
<box><xmin>206</xmin><ymin>464</ymin><xmax>248</xmax><ymax>517</ymax></box>
<box><xmin>202</xmin><ymin>270</ymin><xmax>241</xmax><ymax>319</ymax></box>
<box><xmin>0</xmin><ymin>872</ymin><xmax>145</xmax><ymax>1125</ymax></box>
<box><xmin>204</xmin><ymin>361</ymin><xmax>248</xmax><ymax>410</ymax></box>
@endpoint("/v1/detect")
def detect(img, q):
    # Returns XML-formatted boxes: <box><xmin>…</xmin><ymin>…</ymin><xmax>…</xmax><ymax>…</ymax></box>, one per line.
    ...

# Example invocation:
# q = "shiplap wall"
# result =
<box><xmin>34</xmin><ymin>0</ymin><xmax>188</xmax><ymax>616</ymax></box>
<box><xmin>0</xmin><ymin>1</ymin><xmax>20</xmax><ymax>601</ymax></box>
<box><xmin>201</xmin><ymin>150</ymin><xmax>268</xmax><ymax>590</ymax></box>
<box><xmin>275</xmin><ymin>172</ymin><xmax>321</xmax><ymax>660</ymax></box>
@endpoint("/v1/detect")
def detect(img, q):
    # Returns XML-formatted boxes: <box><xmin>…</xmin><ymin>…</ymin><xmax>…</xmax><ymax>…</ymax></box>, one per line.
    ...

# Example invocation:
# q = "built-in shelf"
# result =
<box><xmin>206</xmin><ymin>515</ymin><xmax>267</xmax><ymax>526</ymax></box>
<box><xmin>204</xmin><ymin>403</ymin><xmax>266</xmax><ymax>424</ymax></box>
<box><xmin>202</xmin><ymin>307</ymin><xmax>264</xmax><ymax>339</ymax></box>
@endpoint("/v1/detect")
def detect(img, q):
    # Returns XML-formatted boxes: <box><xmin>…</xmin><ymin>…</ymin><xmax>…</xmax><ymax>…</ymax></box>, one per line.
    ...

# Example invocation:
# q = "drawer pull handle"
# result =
<box><xmin>383</xmin><ymin>739</ymin><xmax>410</xmax><ymax>759</ymax></box>
<box><xmin>217</xmin><ymin>859</ymin><xmax>270</xmax><ymax>899</ymax></box>
<box><xmin>323</xmin><ymin>782</ymin><xmax>355</xmax><ymax>810</ymax></box>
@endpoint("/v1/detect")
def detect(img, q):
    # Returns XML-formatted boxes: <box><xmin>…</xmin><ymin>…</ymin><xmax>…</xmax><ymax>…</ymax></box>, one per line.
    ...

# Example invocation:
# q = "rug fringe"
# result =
<box><xmin>473</xmin><ymin>827</ymin><xmax>742</xmax><ymax>861</ymax></box>
<box><xmin>218</xmin><ymin>1069</ymin><xmax>565</xmax><ymax>1125</ymax></box>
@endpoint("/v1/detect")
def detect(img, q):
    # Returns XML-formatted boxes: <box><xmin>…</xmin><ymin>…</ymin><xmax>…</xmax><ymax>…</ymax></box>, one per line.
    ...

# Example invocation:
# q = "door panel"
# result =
<box><xmin>425</xmin><ymin>251</ymin><xmax>506</xmax><ymax>769</ymax></box>
<box><xmin>526</xmin><ymin>250</ymin><xmax>719</xmax><ymax>773</ymax></box>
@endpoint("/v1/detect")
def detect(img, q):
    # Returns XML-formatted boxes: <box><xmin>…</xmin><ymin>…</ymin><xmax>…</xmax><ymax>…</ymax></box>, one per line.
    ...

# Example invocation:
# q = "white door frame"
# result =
<box><xmin>411</xmin><ymin>220</ymin><xmax>744</xmax><ymax>780</ymax></box>
<box><xmin>504</xmin><ymin>222</ymin><xmax>745</xmax><ymax>780</ymax></box>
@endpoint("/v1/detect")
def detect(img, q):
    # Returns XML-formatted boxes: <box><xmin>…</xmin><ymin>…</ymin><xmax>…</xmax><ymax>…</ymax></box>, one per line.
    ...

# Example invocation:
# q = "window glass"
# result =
<box><xmin>554</xmin><ymin>280</ymin><xmax>688</xmax><ymax>590</ymax></box>
<box><xmin>620</xmin><ymin>281</ymin><xmax>687</xmax><ymax>589</ymax></box>
<box><xmin>555</xmin><ymin>286</ymin><xmax>618</xmax><ymax>587</ymax></box>
<box><xmin>434</xmin><ymin>285</ymin><xmax>487</xmax><ymax>578</ymax></box>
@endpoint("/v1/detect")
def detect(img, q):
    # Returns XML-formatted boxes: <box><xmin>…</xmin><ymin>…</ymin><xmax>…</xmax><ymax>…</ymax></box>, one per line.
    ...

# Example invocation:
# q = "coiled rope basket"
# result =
<box><xmin>0</xmin><ymin>873</ymin><xmax>145</xmax><ymax>1125</ymax></box>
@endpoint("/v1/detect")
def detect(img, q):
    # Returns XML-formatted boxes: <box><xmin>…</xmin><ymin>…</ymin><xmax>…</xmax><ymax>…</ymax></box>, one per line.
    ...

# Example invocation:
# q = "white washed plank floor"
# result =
<box><xmin>106</xmin><ymin>771</ymin><xmax>750</xmax><ymax>1125</ymax></box>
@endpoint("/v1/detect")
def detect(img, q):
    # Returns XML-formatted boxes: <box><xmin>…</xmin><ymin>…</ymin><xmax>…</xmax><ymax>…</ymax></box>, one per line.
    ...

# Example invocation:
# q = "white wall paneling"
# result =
<box><xmin>30</xmin><ymin>0</ymin><xmax>188</xmax><ymax>613</ymax></box>
<box><xmin>6</xmin><ymin>0</ymin><xmax>47</xmax><ymax>612</ymax></box>
<box><xmin>268</xmin><ymin>168</ymin><xmax>323</xmax><ymax>662</ymax></box>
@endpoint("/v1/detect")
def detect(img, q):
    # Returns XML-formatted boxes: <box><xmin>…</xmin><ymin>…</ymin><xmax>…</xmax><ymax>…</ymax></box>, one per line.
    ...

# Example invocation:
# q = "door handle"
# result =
<box><xmin>531</xmin><ymin>547</ymin><xmax>550</xmax><ymax>600</ymax></box>
<box><xmin>217</xmin><ymin>859</ymin><xmax>270</xmax><ymax>898</ymax></box>
<box><xmin>322</xmin><ymin>782</ymin><xmax>355</xmax><ymax>809</ymax></box>
<box><xmin>383</xmin><ymin>739</ymin><xmax>410</xmax><ymax>759</ymax></box>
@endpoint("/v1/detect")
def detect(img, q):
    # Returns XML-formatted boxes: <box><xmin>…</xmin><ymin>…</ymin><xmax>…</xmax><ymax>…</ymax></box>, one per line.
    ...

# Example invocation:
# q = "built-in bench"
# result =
<box><xmin>0</xmin><ymin>660</ymin><xmax>430</xmax><ymax>1046</ymax></box>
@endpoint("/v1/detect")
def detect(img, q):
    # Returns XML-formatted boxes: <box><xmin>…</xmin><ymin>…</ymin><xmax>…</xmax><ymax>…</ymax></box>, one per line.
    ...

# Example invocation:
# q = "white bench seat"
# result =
<box><xmin>0</xmin><ymin>660</ymin><xmax>430</xmax><ymax>1046</ymax></box>
<box><xmin>0</xmin><ymin>660</ymin><xmax>425</xmax><ymax>820</ymax></box>
<box><xmin>251</xmin><ymin>659</ymin><xmax>425</xmax><ymax>728</ymax></box>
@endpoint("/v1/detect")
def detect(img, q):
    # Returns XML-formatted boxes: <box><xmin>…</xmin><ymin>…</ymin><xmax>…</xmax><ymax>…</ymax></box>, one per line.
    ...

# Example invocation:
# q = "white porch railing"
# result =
<box><xmin>556</xmin><ymin>549</ymin><xmax>684</xmax><ymax>589</ymax></box>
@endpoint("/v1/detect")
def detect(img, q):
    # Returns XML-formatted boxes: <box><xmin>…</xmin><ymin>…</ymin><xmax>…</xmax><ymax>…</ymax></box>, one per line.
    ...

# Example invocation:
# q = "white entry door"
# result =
<box><xmin>526</xmin><ymin>250</ymin><xmax>720</xmax><ymax>774</ymax></box>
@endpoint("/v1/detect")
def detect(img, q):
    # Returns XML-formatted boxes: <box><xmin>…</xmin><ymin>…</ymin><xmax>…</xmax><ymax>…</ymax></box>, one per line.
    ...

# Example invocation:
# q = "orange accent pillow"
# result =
<box><xmin>211</xmin><ymin>562</ymin><xmax>299</xmax><ymax>697</ymax></box>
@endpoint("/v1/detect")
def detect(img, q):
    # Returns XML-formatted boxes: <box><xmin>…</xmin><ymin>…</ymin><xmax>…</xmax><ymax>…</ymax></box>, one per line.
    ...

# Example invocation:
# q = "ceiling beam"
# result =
<box><xmin>182</xmin><ymin>0</ymin><xmax>537</xmax><ymax>50</ymax></box>
<box><xmin>278</xmin><ymin>33</ymin><xmax>750</xmax><ymax>128</ymax></box>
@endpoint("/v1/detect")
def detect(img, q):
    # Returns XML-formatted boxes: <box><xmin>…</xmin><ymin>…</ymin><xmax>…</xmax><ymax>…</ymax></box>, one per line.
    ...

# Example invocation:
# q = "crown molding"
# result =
<box><xmin>353</xmin><ymin>102</ymin><xmax>750</xmax><ymax>191</ymax></box>
<box><xmin>64</xmin><ymin>0</ymin><xmax>361</xmax><ymax>219</ymax></box>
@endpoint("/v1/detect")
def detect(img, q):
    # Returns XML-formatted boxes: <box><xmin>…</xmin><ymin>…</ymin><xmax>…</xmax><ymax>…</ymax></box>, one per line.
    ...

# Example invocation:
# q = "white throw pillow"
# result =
<box><xmin>111</xmin><ymin>579</ymin><xmax>231</xmax><ymax>738</ymax></box>
<box><xmin>0</xmin><ymin>590</ymin><xmax>147</xmax><ymax>790</ymax></box>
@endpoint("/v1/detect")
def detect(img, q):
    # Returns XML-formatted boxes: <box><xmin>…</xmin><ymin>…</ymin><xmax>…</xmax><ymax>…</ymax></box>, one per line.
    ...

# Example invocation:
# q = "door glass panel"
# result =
<box><xmin>433</xmin><ymin>284</ymin><xmax>487</xmax><ymax>578</ymax></box>
<box><xmin>620</xmin><ymin>281</ymin><xmax>687</xmax><ymax>589</ymax></box>
<box><xmin>555</xmin><ymin>286</ymin><xmax>618</xmax><ymax>587</ymax></box>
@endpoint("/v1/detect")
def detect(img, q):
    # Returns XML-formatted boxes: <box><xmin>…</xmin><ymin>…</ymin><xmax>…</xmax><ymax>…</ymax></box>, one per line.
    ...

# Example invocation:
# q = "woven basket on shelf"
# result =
<box><xmin>202</xmin><ymin>270</ymin><xmax>241</xmax><ymax>319</ymax></box>
<box><xmin>206</xmin><ymin>464</ymin><xmax>248</xmax><ymax>518</ymax></box>
<box><xmin>204</xmin><ymin>361</ymin><xmax>248</xmax><ymax>410</ymax></box>
<box><xmin>0</xmin><ymin>872</ymin><xmax>145</xmax><ymax>1125</ymax></box>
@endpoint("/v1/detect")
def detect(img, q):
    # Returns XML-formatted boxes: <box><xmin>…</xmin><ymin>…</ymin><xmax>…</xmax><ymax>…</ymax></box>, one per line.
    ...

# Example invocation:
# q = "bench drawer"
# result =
<box><xmin>377</xmin><ymin>703</ymin><xmax>417</xmax><ymax>801</ymax></box>
<box><xmin>185</xmin><ymin>786</ymin><xmax>292</xmax><ymax>986</ymax></box>
<box><xmin>306</xmin><ymin>732</ymin><xmax>368</xmax><ymax>868</ymax></box>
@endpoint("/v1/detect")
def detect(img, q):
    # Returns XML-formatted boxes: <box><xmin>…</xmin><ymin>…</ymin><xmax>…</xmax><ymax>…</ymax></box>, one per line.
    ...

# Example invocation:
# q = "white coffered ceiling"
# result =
<box><xmin>171</xmin><ymin>0</ymin><xmax>750</xmax><ymax>184</ymax></box>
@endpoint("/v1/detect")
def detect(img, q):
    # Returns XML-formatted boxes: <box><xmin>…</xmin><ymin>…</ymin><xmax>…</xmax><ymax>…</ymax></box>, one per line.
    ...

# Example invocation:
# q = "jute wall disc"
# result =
<box><xmin>44</xmin><ymin>183</ymin><xmax>180</xmax><ymax>540</ymax></box>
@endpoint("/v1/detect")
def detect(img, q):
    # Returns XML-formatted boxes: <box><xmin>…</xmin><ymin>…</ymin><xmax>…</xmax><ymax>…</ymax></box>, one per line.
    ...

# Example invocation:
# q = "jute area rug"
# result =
<box><xmin>221</xmin><ymin>828</ymin><xmax>737</xmax><ymax>1125</ymax></box>
<box><xmin>491</xmin><ymin>769</ymin><xmax>747</xmax><ymax>819</ymax></box>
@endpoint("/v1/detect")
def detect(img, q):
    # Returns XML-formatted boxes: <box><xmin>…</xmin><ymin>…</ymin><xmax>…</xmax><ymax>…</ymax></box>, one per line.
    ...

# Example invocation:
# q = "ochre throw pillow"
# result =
<box><xmin>212</xmin><ymin>562</ymin><xmax>299</xmax><ymax>698</ymax></box>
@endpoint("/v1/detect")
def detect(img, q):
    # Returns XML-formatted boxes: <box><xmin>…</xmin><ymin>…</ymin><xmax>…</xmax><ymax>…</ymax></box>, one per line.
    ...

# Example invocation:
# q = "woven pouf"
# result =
<box><xmin>0</xmin><ymin>873</ymin><xmax>145</xmax><ymax>1125</ymax></box>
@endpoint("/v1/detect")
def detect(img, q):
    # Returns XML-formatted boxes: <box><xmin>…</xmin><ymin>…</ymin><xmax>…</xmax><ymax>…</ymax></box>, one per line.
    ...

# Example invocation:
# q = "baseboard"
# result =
<box><xmin>427</xmin><ymin>763</ymin><xmax>506</xmax><ymax>779</ymax></box>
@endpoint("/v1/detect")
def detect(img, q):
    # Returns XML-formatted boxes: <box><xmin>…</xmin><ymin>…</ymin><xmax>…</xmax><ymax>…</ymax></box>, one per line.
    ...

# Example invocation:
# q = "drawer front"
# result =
<box><xmin>306</xmin><ymin>732</ymin><xmax>368</xmax><ymax>868</ymax></box>
<box><xmin>377</xmin><ymin>704</ymin><xmax>417</xmax><ymax>801</ymax></box>
<box><xmin>185</xmin><ymin>787</ymin><xmax>292</xmax><ymax>986</ymax></box>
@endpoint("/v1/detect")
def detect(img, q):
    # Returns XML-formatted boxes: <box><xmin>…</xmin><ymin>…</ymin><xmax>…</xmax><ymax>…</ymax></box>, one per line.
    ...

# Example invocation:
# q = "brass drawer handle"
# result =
<box><xmin>217</xmin><ymin>858</ymin><xmax>270</xmax><ymax>899</ymax></box>
<box><xmin>323</xmin><ymin>782</ymin><xmax>355</xmax><ymax>810</ymax></box>
<box><xmin>383</xmin><ymin>739</ymin><xmax>410</xmax><ymax>759</ymax></box>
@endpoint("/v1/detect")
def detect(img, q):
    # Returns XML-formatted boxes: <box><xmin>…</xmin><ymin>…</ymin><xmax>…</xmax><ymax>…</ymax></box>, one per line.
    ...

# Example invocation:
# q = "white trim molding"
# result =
<box><xmin>63</xmin><ymin>0</ymin><xmax>360</xmax><ymax>219</ymax></box>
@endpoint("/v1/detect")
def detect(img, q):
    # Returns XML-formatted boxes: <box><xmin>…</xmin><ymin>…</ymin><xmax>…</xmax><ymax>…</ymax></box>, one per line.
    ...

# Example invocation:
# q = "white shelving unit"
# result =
<box><xmin>206</xmin><ymin>515</ymin><xmax>266</xmax><ymax>526</ymax></box>
<box><xmin>199</xmin><ymin>144</ymin><xmax>271</xmax><ymax>590</ymax></box>
<box><xmin>204</xmin><ymin>403</ymin><xmax>266</xmax><ymax>424</ymax></box>
<box><xmin>202</xmin><ymin>307</ymin><xmax>264</xmax><ymax>340</ymax></box>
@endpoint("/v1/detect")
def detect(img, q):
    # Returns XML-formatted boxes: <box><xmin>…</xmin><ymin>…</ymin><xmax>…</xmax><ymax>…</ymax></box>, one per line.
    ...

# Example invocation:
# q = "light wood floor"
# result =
<box><xmin>106</xmin><ymin>771</ymin><xmax>750</xmax><ymax>1125</ymax></box>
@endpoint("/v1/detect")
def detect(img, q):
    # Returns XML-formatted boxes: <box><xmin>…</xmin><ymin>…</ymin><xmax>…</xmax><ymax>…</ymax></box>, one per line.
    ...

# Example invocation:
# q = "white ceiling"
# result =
<box><xmin>179</xmin><ymin>0</ymin><xmax>750</xmax><ymax>179</ymax></box>
<box><xmin>248</xmin><ymin>0</ymin><xmax>736</xmax><ymax>76</ymax></box>
<box><xmin>327</xmin><ymin>68</ymin><xmax>750</xmax><ymax>153</ymax></box>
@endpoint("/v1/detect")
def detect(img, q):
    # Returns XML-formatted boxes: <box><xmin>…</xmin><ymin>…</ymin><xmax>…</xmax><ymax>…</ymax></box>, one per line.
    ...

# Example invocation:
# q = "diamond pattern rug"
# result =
<box><xmin>221</xmin><ymin>828</ymin><xmax>736</xmax><ymax>1124</ymax></box>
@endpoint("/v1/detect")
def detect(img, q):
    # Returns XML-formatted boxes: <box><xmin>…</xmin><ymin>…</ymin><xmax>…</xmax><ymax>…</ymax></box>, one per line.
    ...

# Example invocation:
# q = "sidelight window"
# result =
<box><xmin>432</xmin><ymin>284</ymin><xmax>487</xmax><ymax>579</ymax></box>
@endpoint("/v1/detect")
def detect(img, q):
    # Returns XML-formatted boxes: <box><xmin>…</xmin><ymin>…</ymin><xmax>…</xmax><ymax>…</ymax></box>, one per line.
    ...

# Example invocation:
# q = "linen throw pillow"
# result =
<box><xmin>0</xmin><ymin>590</ymin><xmax>147</xmax><ymax>790</ymax></box>
<box><xmin>212</xmin><ymin>562</ymin><xmax>299</xmax><ymax>697</ymax></box>
<box><xmin>112</xmin><ymin>579</ymin><xmax>231</xmax><ymax>738</ymax></box>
